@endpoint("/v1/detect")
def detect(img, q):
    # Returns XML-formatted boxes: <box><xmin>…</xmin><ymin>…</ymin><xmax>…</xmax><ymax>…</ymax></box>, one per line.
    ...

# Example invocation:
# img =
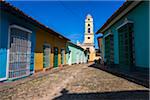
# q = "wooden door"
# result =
<box><xmin>43</xmin><ymin>44</ymin><xmax>50</xmax><ymax>68</ymax></box>
<box><xmin>118</xmin><ymin>23</ymin><xmax>135</xmax><ymax>65</ymax></box>
<box><xmin>61</xmin><ymin>49</ymin><xmax>65</xmax><ymax>65</ymax></box>
<box><xmin>105</xmin><ymin>34</ymin><xmax>114</xmax><ymax>65</ymax></box>
<box><xmin>54</xmin><ymin>47</ymin><xmax>58</xmax><ymax>67</ymax></box>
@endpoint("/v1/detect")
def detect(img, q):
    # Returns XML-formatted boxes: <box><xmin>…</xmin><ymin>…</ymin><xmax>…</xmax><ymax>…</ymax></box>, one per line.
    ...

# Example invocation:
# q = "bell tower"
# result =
<box><xmin>77</xmin><ymin>14</ymin><xmax>96</xmax><ymax>62</ymax></box>
<box><xmin>84</xmin><ymin>14</ymin><xmax>94</xmax><ymax>45</ymax></box>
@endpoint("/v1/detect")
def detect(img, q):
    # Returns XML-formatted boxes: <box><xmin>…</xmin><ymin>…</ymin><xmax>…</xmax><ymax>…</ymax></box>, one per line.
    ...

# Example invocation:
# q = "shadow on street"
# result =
<box><xmin>88</xmin><ymin>64</ymin><xmax>149</xmax><ymax>88</ymax></box>
<box><xmin>53</xmin><ymin>88</ymin><xmax>149</xmax><ymax>100</ymax></box>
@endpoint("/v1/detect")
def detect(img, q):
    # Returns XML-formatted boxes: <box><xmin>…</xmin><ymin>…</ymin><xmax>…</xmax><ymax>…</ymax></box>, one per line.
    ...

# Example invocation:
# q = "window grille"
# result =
<box><xmin>43</xmin><ymin>44</ymin><xmax>50</xmax><ymax>68</ymax></box>
<box><xmin>9</xmin><ymin>28</ymin><xmax>31</xmax><ymax>79</ymax></box>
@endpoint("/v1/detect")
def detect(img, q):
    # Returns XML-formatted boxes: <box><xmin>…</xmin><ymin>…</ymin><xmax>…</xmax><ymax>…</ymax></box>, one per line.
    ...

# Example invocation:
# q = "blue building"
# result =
<box><xmin>96</xmin><ymin>1</ymin><xmax>149</xmax><ymax>69</ymax></box>
<box><xmin>0</xmin><ymin>2</ymin><xmax>37</xmax><ymax>81</ymax></box>
<box><xmin>0</xmin><ymin>1</ymin><xmax>70</xmax><ymax>81</ymax></box>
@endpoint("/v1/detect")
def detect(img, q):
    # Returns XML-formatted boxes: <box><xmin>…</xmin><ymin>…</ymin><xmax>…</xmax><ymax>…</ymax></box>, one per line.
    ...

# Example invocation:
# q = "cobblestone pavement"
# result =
<box><xmin>0</xmin><ymin>64</ymin><xmax>149</xmax><ymax>100</ymax></box>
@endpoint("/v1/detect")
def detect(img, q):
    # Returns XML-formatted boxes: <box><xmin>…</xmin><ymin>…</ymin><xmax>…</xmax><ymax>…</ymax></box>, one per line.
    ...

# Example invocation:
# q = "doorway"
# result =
<box><xmin>43</xmin><ymin>44</ymin><xmax>50</xmax><ymax>68</ymax></box>
<box><xmin>61</xmin><ymin>49</ymin><xmax>65</xmax><ymax>65</ymax></box>
<box><xmin>53</xmin><ymin>47</ymin><xmax>58</xmax><ymax>67</ymax></box>
<box><xmin>68</xmin><ymin>51</ymin><xmax>72</xmax><ymax>65</ymax></box>
<box><xmin>8</xmin><ymin>25</ymin><xmax>31</xmax><ymax>80</ymax></box>
<box><xmin>118</xmin><ymin>23</ymin><xmax>135</xmax><ymax>65</ymax></box>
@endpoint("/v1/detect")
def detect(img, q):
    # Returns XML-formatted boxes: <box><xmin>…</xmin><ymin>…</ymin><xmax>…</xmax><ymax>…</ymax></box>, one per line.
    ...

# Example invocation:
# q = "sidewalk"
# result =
<box><xmin>90</xmin><ymin>64</ymin><xmax>149</xmax><ymax>88</ymax></box>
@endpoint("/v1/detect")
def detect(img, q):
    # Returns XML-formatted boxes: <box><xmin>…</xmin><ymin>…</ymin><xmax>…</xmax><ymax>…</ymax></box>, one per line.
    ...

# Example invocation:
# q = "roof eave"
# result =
<box><xmin>96</xmin><ymin>1</ymin><xmax>142</xmax><ymax>35</ymax></box>
<box><xmin>0</xmin><ymin>1</ymin><xmax>70</xmax><ymax>41</ymax></box>
<box><xmin>67</xmin><ymin>41</ymin><xmax>84</xmax><ymax>50</ymax></box>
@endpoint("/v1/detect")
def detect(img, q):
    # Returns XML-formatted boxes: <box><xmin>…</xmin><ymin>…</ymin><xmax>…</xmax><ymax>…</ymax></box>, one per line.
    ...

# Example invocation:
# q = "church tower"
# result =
<box><xmin>77</xmin><ymin>14</ymin><xmax>96</xmax><ymax>62</ymax></box>
<box><xmin>84</xmin><ymin>14</ymin><xmax>94</xmax><ymax>45</ymax></box>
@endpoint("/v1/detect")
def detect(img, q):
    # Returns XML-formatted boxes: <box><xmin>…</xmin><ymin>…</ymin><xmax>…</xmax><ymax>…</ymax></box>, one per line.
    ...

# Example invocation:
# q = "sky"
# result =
<box><xmin>8</xmin><ymin>0</ymin><xmax>125</xmax><ymax>48</ymax></box>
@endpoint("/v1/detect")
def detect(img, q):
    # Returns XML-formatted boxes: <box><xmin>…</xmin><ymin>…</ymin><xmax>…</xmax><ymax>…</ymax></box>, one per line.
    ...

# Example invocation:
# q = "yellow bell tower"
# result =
<box><xmin>77</xmin><ymin>14</ymin><xmax>96</xmax><ymax>62</ymax></box>
<box><xmin>84</xmin><ymin>14</ymin><xmax>94</xmax><ymax>45</ymax></box>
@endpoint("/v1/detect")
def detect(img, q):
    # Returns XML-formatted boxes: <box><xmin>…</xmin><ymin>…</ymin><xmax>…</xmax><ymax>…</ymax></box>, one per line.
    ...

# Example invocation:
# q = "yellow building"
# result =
<box><xmin>34</xmin><ymin>28</ymin><xmax>69</xmax><ymax>72</ymax></box>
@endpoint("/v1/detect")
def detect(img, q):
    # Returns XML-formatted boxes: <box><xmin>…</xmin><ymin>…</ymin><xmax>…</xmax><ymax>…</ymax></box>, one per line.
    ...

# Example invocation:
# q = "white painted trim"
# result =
<box><xmin>116</xmin><ymin>19</ymin><xmax>134</xmax><ymax>30</ymax></box>
<box><xmin>8</xmin><ymin>73</ymin><xmax>30</xmax><ymax>81</ymax></box>
<box><xmin>0</xmin><ymin>77</ymin><xmax>7</xmax><ymax>81</ymax></box>
<box><xmin>10</xmin><ymin>25</ymin><xmax>32</xmax><ymax>33</ymax></box>
<box><xmin>103</xmin><ymin>32</ymin><xmax>113</xmax><ymax>38</ymax></box>
<box><xmin>7</xmin><ymin>25</ymin><xmax>32</xmax><ymax>80</ymax></box>
<box><xmin>101</xmin><ymin>1</ymin><xmax>141</xmax><ymax>33</ymax></box>
<box><xmin>6</xmin><ymin>26</ymin><xmax>11</xmax><ymax>79</ymax></box>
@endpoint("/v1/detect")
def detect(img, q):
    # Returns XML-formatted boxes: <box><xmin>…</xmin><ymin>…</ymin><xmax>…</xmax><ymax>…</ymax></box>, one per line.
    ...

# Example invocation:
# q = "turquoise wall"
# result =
<box><xmin>127</xmin><ymin>2</ymin><xmax>149</xmax><ymax>68</ymax></box>
<box><xmin>0</xmin><ymin>10</ymin><xmax>9</xmax><ymax>80</ymax></box>
<box><xmin>66</xmin><ymin>43</ymin><xmax>87</xmax><ymax>65</ymax></box>
<box><xmin>102</xmin><ymin>2</ymin><xmax>149</xmax><ymax>68</ymax></box>
<box><xmin>0</xmin><ymin>10</ymin><xmax>37</xmax><ymax>81</ymax></box>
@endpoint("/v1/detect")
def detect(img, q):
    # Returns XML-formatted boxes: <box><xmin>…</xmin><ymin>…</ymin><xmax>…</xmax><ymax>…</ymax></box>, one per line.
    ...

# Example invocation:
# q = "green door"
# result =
<box><xmin>118</xmin><ymin>23</ymin><xmax>135</xmax><ymax>65</ymax></box>
<box><xmin>105</xmin><ymin>34</ymin><xmax>114</xmax><ymax>65</ymax></box>
<box><xmin>54</xmin><ymin>47</ymin><xmax>58</xmax><ymax>67</ymax></box>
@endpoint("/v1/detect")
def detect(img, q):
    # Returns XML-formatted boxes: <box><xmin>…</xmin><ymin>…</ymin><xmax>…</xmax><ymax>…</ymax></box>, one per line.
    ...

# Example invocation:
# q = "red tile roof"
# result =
<box><xmin>0</xmin><ymin>1</ymin><xmax>70</xmax><ymax>41</ymax></box>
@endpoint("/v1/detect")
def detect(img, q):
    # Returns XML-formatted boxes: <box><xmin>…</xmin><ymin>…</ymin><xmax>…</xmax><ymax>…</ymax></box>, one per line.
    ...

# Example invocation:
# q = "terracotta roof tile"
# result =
<box><xmin>0</xmin><ymin>1</ymin><xmax>70</xmax><ymax>41</ymax></box>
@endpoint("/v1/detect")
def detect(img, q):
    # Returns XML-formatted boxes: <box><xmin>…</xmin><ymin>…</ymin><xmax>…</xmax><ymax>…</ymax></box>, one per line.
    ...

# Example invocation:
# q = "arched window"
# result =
<box><xmin>88</xmin><ymin>24</ymin><xmax>90</xmax><ymax>26</ymax></box>
<box><xmin>88</xmin><ymin>28</ymin><xmax>90</xmax><ymax>33</ymax></box>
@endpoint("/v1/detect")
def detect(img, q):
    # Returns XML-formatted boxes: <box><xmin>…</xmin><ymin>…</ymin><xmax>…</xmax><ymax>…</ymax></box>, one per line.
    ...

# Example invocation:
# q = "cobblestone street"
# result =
<box><xmin>0</xmin><ymin>64</ymin><xmax>149</xmax><ymax>100</ymax></box>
